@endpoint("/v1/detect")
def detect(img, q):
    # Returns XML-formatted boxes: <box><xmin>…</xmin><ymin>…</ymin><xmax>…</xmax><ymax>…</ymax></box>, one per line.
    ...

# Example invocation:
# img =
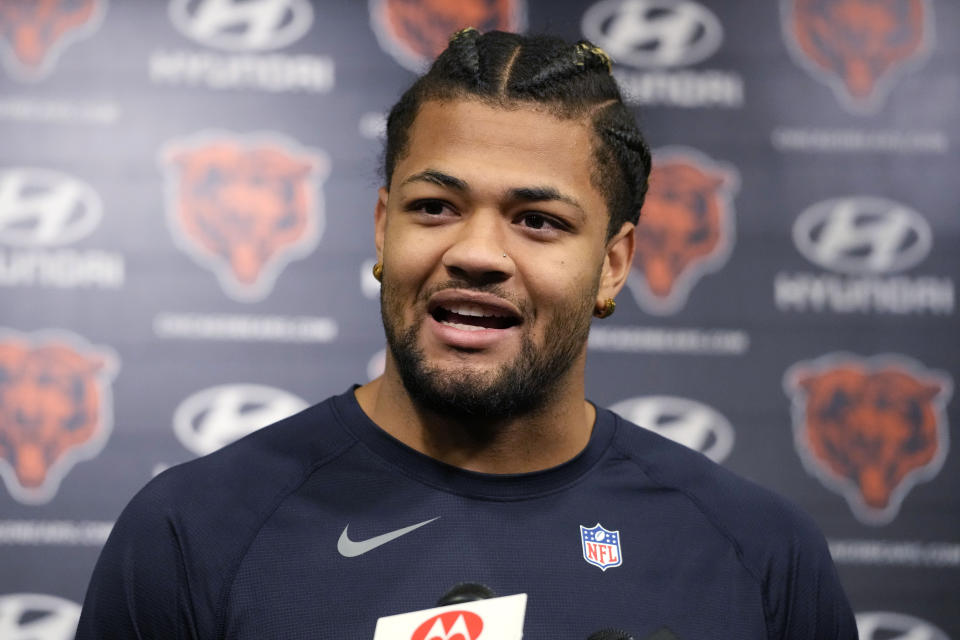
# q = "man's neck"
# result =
<box><xmin>354</xmin><ymin>367</ymin><xmax>596</xmax><ymax>474</ymax></box>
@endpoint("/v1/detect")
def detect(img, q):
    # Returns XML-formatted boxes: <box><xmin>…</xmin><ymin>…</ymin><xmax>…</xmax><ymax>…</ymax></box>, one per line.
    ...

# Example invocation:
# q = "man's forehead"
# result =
<box><xmin>396</xmin><ymin>100</ymin><xmax>600</xmax><ymax>193</ymax></box>
<box><xmin>406</xmin><ymin>98</ymin><xmax>593</xmax><ymax>153</ymax></box>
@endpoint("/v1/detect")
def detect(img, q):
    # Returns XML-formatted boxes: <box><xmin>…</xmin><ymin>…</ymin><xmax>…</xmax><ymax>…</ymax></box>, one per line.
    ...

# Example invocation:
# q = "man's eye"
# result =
<box><xmin>520</xmin><ymin>213</ymin><xmax>561</xmax><ymax>231</ymax></box>
<box><xmin>523</xmin><ymin>214</ymin><xmax>546</xmax><ymax>229</ymax></box>
<box><xmin>414</xmin><ymin>200</ymin><xmax>448</xmax><ymax>215</ymax></box>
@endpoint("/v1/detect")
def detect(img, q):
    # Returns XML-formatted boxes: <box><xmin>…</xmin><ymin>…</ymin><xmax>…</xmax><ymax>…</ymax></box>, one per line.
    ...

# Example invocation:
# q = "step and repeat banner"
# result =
<box><xmin>0</xmin><ymin>0</ymin><xmax>957</xmax><ymax>637</ymax></box>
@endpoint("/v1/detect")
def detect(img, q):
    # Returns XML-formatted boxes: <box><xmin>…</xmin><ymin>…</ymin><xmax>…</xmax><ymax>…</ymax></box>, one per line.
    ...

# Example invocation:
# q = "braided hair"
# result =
<box><xmin>383</xmin><ymin>29</ymin><xmax>651</xmax><ymax>239</ymax></box>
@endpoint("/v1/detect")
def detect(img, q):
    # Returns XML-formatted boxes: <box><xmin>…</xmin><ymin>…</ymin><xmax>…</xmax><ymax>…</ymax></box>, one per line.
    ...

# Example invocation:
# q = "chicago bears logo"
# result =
<box><xmin>781</xmin><ymin>0</ymin><xmax>933</xmax><ymax>114</ymax></box>
<box><xmin>160</xmin><ymin>132</ymin><xmax>330</xmax><ymax>302</ymax></box>
<box><xmin>784</xmin><ymin>353</ymin><xmax>951</xmax><ymax>525</ymax></box>
<box><xmin>369</xmin><ymin>0</ymin><xmax>526</xmax><ymax>72</ymax></box>
<box><xmin>625</xmin><ymin>147</ymin><xmax>738</xmax><ymax>315</ymax></box>
<box><xmin>0</xmin><ymin>0</ymin><xmax>106</xmax><ymax>81</ymax></box>
<box><xmin>0</xmin><ymin>329</ymin><xmax>118</xmax><ymax>505</ymax></box>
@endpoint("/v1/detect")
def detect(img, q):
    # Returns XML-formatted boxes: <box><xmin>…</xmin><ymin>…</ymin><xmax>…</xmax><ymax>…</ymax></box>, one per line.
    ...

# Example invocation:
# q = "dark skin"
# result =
<box><xmin>355</xmin><ymin>99</ymin><xmax>635</xmax><ymax>474</ymax></box>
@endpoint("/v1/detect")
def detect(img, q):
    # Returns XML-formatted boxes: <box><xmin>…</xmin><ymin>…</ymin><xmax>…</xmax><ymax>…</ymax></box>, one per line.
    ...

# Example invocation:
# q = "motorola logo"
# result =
<box><xmin>609</xmin><ymin>395</ymin><xmax>734</xmax><ymax>463</ymax></box>
<box><xmin>173</xmin><ymin>384</ymin><xmax>308</xmax><ymax>455</ymax></box>
<box><xmin>793</xmin><ymin>196</ymin><xmax>932</xmax><ymax>275</ymax></box>
<box><xmin>411</xmin><ymin>611</ymin><xmax>484</xmax><ymax>640</ymax></box>
<box><xmin>0</xmin><ymin>169</ymin><xmax>103</xmax><ymax>247</ymax></box>
<box><xmin>168</xmin><ymin>0</ymin><xmax>314</xmax><ymax>52</ymax></box>
<box><xmin>856</xmin><ymin>611</ymin><xmax>949</xmax><ymax>640</ymax></box>
<box><xmin>582</xmin><ymin>0</ymin><xmax>723</xmax><ymax>68</ymax></box>
<box><xmin>0</xmin><ymin>593</ymin><xmax>81</xmax><ymax>639</ymax></box>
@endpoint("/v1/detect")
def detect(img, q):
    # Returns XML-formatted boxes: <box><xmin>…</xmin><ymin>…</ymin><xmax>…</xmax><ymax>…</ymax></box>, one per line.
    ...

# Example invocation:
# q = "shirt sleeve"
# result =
<box><xmin>75</xmin><ymin>479</ymin><xmax>202</xmax><ymax>640</ymax></box>
<box><xmin>763</xmin><ymin>512</ymin><xmax>858</xmax><ymax>640</ymax></box>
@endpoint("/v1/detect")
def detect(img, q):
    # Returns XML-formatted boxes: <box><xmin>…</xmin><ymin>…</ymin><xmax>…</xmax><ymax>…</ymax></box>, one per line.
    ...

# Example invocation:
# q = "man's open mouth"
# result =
<box><xmin>430</xmin><ymin>302</ymin><xmax>521</xmax><ymax>331</ymax></box>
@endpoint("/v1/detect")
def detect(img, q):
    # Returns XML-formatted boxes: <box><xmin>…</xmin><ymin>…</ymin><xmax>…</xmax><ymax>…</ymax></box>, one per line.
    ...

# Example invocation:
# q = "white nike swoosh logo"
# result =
<box><xmin>337</xmin><ymin>517</ymin><xmax>439</xmax><ymax>557</ymax></box>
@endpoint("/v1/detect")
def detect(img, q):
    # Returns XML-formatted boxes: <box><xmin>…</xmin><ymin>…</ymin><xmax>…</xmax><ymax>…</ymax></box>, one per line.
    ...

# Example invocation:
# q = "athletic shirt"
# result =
<box><xmin>76</xmin><ymin>388</ymin><xmax>857</xmax><ymax>639</ymax></box>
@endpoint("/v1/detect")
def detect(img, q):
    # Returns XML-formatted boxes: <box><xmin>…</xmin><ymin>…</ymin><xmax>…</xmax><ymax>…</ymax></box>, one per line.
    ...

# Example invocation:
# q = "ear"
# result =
<box><xmin>597</xmin><ymin>221</ymin><xmax>635</xmax><ymax>304</ymax></box>
<box><xmin>374</xmin><ymin>187</ymin><xmax>389</xmax><ymax>263</ymax></box>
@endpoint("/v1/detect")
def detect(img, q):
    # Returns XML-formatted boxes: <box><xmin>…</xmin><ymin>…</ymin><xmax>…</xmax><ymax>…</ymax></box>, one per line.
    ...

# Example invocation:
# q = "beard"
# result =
<box><xmin>380</xmin><ymin>277</ymin><xmax>597</xmax><ymax>424</ymax></box>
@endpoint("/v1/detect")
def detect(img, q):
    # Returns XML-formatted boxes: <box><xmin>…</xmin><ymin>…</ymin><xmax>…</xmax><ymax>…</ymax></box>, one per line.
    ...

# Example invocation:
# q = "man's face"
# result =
<box><xmin>375</xmin><ymin>99</ymin><xmax>627</xmax><ymax>421</ymax></box>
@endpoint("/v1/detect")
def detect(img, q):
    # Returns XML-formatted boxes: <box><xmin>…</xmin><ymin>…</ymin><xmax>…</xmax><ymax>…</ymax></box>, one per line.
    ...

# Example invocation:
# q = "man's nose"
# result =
<box><xmin>440</xmin><ymin>210</ymin><xmax>514</xmax><ymax>284</ymax></box>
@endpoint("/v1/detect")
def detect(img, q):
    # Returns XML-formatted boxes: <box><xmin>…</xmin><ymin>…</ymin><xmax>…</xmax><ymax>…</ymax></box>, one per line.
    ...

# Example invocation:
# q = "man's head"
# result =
<box><xmin>374</xmin><ymin>30</ymin><xmax>649</xmax><ymax>423</ymax></box>
<box><xmin>383</xmin><ymin>29</ymin><xmax>651</xmax><ymax>240</ymax></box>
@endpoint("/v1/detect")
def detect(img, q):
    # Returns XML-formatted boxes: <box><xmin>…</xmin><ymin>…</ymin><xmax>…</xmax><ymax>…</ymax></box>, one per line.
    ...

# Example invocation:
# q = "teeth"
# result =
<box><xmin>445</xmin><ymin>303</ymin><xmax>507</xmax><ymax>318</ymax></box>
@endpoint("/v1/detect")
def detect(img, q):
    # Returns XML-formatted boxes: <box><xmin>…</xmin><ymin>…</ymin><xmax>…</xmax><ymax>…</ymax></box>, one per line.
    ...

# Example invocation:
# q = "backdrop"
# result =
<box><xmin>0</xmin><ymin>0</ymin><xmax>957</xmax><ymax>637</ymax></box>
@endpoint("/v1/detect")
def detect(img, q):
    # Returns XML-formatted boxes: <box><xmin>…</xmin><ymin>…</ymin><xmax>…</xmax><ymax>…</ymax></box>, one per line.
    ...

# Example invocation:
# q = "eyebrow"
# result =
<box><xmin>402</xmin><ymin>169</ymin><xmax>468</xmax><ymax>191</ymax></box>
<box><xmin>508</xmin><ymin>186</ymin><xmax>585</xmax><ymax>215</ymax></box>
<box><xmin>402</xmin><ymin>168</ymin><xmax>586</xmax><ymax>217</ymax></box>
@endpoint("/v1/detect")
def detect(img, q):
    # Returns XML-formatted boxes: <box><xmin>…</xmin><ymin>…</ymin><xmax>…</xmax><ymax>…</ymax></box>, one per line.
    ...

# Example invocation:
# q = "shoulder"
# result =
<box><xmin>122</xmin><ymin>393</ymin><xmax>360</xmax><ymax>571</ymax></box>
<box><xmin>605</xmin><ymin>408</ymin><xmax>855</xmax><ymax>639</ymax></box>
<box><xmin>146</xmin><ymin>393</ymin><xmax>357</xmax><ymax>514</ymax></box>
<box><xmin>78</xmin><ymin>393</ymin><xmax>359</xmax><ymax>638</ymax></box>
<box><xmin>607</xmin><ymin>407</ymin><xmax>824</xmax><ymax>554</ymax></box>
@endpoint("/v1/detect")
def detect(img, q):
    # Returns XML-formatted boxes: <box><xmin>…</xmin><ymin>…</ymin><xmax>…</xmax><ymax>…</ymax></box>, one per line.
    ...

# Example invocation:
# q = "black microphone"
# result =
<box><xmin>588</xmin><ymin>630</ymin><xmax>634</xmax><ymax>640</ymax></box>
<box><xmin>642</xmin><ymin>628</ymin><xmax>680</xmax><ymax>640</ymax></box>
<box><xmin>436</xmin><ymin>582</ymin><xmax>497</xmax><ymax>606</ymax></box>
<box><xmin>588</xmin><ymin>627</ymin><xmax>680</xmax><ymax>640</ymax></box>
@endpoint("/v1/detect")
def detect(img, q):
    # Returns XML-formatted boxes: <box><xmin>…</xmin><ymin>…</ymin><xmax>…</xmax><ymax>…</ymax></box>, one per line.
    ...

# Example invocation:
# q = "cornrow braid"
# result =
<box><xmin>383</xmin><ymin>30</ymin><xmax>651</xmax><ymax>239</ymax></box>
<box><xmin>507</xmin><ymin>43</ymin><xmax>595</xmax><ymax>96</ymax></box>
<box><xmin>445</xmin><ymin>27</ymin><xmax>482</xmax><ymax>88</ymax></box>
<box><xmin>576</xmin><ymin>41</ymin><xmax>612</xmax><ymax>73</ymax></box>
<box><xmin>597</xmin><ymin>119</ymin><xmax>653</xmax><ymax>227</ymax></box>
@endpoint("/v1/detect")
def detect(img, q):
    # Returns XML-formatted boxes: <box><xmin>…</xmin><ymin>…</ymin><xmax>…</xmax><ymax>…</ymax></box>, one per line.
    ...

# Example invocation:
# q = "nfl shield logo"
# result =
<box><xmin>580</xmin><ymin>523</ymin><xmax>623</xmax><ymax>571</ymax></box>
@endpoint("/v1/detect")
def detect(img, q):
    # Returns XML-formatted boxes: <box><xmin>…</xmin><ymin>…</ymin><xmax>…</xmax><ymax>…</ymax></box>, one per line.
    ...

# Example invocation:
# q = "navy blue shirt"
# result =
<box><xmin>77</xmin><ymin>388</ymin><xmax>856</xmax><ymax>639</ymax></box>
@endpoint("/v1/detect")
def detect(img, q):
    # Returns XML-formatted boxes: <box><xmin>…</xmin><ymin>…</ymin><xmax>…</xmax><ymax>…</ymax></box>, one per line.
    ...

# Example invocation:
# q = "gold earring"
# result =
<box><xmin>594</xmin><ymin>298</ymin><xmax>615</xmax><ymax>318</ymax></box>
<box><xmin>372</xmin><ymin>262</ymin><xmax>383</xmax><ymax>282</ymax></box>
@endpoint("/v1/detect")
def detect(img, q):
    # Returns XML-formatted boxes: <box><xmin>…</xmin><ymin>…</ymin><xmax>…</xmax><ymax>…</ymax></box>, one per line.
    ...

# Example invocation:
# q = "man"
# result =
<box><xmin>77</xmin><ymin>30</ymin><xmax>856</xmax><ymax>639</ymax></box>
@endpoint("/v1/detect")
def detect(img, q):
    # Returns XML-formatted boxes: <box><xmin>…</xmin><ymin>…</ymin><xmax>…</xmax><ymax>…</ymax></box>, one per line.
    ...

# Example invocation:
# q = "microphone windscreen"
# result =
<box><xmin>641</xmin><ymin>628</ymin><xmax>680</xmax><ymax>640</ymax></box>
<box><xmin>436</xmin><ymin>582</ymin><xmax>497</xmax><ymax>606</ymax></box>
<box><xmin>587</xmin><ymin>629</ymin><xmax>635</xmax><ymax>640</ymax></box>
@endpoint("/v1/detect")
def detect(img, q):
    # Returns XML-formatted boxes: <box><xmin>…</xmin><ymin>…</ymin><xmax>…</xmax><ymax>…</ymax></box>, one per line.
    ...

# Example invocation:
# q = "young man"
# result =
<box><xmin>77</xmin><ymin>31</ymin><xmax>856</xmax><ymax>639</ymax></box>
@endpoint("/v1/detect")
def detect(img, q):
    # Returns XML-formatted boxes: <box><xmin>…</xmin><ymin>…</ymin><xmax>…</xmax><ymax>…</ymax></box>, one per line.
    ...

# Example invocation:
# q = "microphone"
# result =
<box><xmin>588</xmin><ymin>627</ymin><xmax>679</xmax><ymax>640</ymax></box>
<box><xmin>436</xmin><ymin>582</ymin><xmax>497</xmax><ymax>606</ymax></box>
<box><xmin>641</xmin><ymin>628</ymin><xmax>680</xmax><ymax>640</ymax></box>
<box><xmin>432</xmin><ymin>587</ymin><xmax>678</xmax><ymax>640</ymax></box>
<box><xmin>588</xmin><ymin>630</ymin><xmax>634</xmax><ymax>640</ymax></box>
<box><xmin>374</xmin><ymin>588</ymin><xmax>525</xmax><ymax>639</ymax></box>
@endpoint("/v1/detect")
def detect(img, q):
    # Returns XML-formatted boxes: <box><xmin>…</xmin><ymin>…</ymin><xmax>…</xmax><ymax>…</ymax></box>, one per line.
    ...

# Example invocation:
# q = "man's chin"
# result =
<box><xmin>383</xmin><ymin>298</ymin><xmax>589</xmax><ymax>423</ymax></box>
<box><xmin>391</xmin><ymin>340</ymin><xmax>546</xmax><ymax>422</ymax></box>
<box><xmin>420</xmin><ymin>344</ymin><xmax>517</xmax><ymax>373</ymax></box>
<box><xmin>404</xmin><ymin>360</ymin><xmax>524</xmax><ymax>416</ymax></box>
